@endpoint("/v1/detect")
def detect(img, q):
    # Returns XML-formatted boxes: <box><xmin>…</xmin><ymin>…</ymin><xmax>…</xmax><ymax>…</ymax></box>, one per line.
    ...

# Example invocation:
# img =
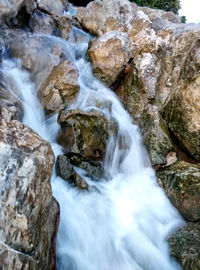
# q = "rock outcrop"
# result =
<box><xmin>0</xmin><ymin>119</ymin><xmax>59</xmax><ymax>269</ymax></box>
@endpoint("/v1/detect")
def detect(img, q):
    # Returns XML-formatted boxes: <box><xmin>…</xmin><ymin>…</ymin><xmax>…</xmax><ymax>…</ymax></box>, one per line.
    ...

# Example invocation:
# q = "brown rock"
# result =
<box><xmin>0</xmin><ymin>242</ymin><xmax>36</xmax><ymax>270</ymax></box>
<box><xmin>157</xmin><ymin>161</ymin><xmax>200</xmax><ymax>222</ymax></box>
<box><xmin>58</xmin><ymin>109</ymin><xmax>118</xmax><ymax>161</ymax></box>
<box><xmin>77</xmin><ymin>0</ymin><xmax>165</xmax><ymax>54</ymax></box>
<box><xmin>53</xmin><ymin>14</ymin><xmax>72</xmax><ymax>40</ymax></box>
<box><xmin>163</xmin><ymin>65</ymin><xmax>200</xmax><ymax>161</ymax></box>
<box><xmin>38</xmin><ymin>60</ymin><xmax>80</xmax><ymax>115</ymax></box>
<box><xmin>88</xmin><ymin>31</ymin><xmax>133</xmax><ymax>86</ymax></box>
<box><xmin>0</xmin><ymin>119</ymin><xmax>59</xmax><ymax>269</ymax></box>
<box><xmin>115</xmin><ymin>53</ymin><xmax>161</xmax><ymax>121</ymax></box>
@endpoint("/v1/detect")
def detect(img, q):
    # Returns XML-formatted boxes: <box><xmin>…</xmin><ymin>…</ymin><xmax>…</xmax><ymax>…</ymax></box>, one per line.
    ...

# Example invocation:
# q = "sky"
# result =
<box><xmin>179</xmin><ymin>0</ymin><xmax>200</xmax><ymax>23</ymax></box>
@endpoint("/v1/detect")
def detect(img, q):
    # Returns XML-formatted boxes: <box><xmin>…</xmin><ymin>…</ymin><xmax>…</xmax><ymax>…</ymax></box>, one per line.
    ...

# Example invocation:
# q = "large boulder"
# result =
<box><xmin>157</xmin><ymin>161</ymin><xmax>200</xmax><ymax>222</ymax></box>
<box><xmin>88</xmin><ymin>31</ymin><xmax>133</xmax><ymax>86</ymax></box>
<box><xmin>58</xmin><ymin>109</ymin><xmax>118</xmax><ymax>161</ymax></box>
<box><xmin>0</xmin><ymin>119</ymin><xmax>59</xmax><ymax>269</ymax></box>
<box><xmin>38</xmin><ymin>60</ymin><xmax>80</xmax><ymax>115</ymax></box>
<box><xmin>77</xmin><ymin>0</ymin><xmax>171</xmax><ymax>56</ymax></box>
<box><xmin>168</xmin><ymin>222</ymin><xmax>200</xmax><ymax>270</ymax></box>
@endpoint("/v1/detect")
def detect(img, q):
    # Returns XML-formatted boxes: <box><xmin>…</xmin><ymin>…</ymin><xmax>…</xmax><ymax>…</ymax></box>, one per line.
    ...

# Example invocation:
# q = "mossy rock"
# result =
<box><xmin>58</xmin><ymin>109</ymin><xmax>118</xmax><ymax>162</ymax></box>
<box><xmin>168</xmin><ymin>222</ymin><xmax>200</xmax><ymax>270</ymax></box>
<box><xmin>157</xmin><ymin>161</ymin><xmax>200</xmax><ymax>222</ymax></box>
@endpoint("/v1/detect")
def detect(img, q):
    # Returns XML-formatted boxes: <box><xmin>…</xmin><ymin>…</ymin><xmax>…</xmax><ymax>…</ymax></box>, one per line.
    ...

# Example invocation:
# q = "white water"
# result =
<box><xmin>1</xmin><ymin>28</ymin><xmax>184</xmax><ymax>270</ymax></box>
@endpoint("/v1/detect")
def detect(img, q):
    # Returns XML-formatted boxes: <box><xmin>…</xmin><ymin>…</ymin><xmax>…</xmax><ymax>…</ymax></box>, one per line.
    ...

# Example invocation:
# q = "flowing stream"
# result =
<box><xmin>1</xmin><ymin>26</ymin><xmax>184</xmax><ymax>270</ymax></box>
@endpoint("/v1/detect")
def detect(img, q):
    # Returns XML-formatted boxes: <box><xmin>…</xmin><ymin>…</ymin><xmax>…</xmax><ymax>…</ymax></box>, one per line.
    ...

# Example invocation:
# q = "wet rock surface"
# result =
<box><xmin>58</xmin><ymin>109</ymin><xmax>118</xmax><ymax>161</ymax></box>
<box><xmin>168</xmin><ymin>223</ymin><xmax>200</xmax><ymax>270</ymax></box>
<box><xmin>56</xmin><ymin>154</ymin><xmax>88</xmax><ymax>190</ymax></box>
<box><xmin>157</xmin><ymin>161</ymin><xmax>200</xmax><ymax>222</ymax></box>
<box><xmin>38</xmin><ymin>60</ymin><xmax>80</xmax><ymax>115</ymax></box>
<box><xmin>0</xmin><ymin>119</ymin><xmax>59</xmax><ymax>269</ymax></box>
<box><xmin>0</xmin><ymin>72</ymin><xmax>23</xmax><ymax>122</ymax></box>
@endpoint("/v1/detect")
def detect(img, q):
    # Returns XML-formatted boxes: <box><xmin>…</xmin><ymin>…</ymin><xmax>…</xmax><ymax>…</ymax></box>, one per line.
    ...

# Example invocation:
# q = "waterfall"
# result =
<box><xmin>0</xmin><ymin>27</ymin><xmax>184</xmax><ymax>270</ymax></box>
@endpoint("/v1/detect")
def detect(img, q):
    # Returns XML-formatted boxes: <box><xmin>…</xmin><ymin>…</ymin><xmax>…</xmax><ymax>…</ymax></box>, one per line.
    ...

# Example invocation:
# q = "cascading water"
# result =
<box><xmin>1</xmin><ymin>26</ymin><xmax>184</xmax><ymax>270</ymax></box>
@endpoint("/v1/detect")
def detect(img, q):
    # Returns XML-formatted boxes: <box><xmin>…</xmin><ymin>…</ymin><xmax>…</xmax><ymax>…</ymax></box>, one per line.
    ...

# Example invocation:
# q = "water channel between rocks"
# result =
<box><xmin>1</xmin><ymin>26</ymin><xmax>184</xmax><ymax>270</ymax></box>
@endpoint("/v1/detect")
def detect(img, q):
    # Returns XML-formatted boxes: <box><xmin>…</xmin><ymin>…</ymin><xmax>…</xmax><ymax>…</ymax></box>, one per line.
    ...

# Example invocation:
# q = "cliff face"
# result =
<box><xmin>0</xmin><ymin>0</ymin><xmax>200</xmax><ymax>269</ymax></box>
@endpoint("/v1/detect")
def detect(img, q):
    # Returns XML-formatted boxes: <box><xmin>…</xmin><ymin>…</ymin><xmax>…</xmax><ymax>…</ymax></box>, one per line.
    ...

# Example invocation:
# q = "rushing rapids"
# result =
<box><xmin>1</xmin><ymin>26</ymin><xmax>184</xmax><ymax>270</ymax></box>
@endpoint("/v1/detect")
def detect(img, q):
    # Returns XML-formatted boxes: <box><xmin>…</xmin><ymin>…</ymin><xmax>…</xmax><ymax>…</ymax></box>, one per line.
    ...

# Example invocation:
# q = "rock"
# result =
<box><xmin>0</xmin><ymin>0</ymin><xmax>24</xmax><ymax>26</ymax></box>
<box><xmin>157</xmin><ymin>161</ymin><xmax>200</xmax><ymax>222</ymax></box>
<box><xmin>1</xmin><ymin>29</ymin><xmax>71</xmax><ymax>91</ymax></box>
<box><xmin>0</xmin><ymin>242</ymin><xmax>36</xmax><ymax>270</ymax></box>
<box><xmin>53</xmin><ymin>14</ymin><xmax>72</xmax><ymax>40</ymax></box>
<box><xmin>138</xmin><ymin>104</ymin><xmax>174</xmax><ymax>167</ymax></box>
<box><xmin>30</xmin><ymin>10</ymin><xmax>56</xmax><ymax>34</ymax></box>
<box><xmin>58</xmin><ymin>109</ymin><xmax>118</xmax><ymax>162</ymax></box>
<box><xmin>69</xmin><ymin>154</ymin><xmax>105</xmax><ymax>179</ymax></box>
<box><xmin>77</xmin><ymin>0</ymin><xmax>128</xmax><ymax>36</ymax></box>
<box><xmin>88</xmin><ymin>31</ymin><xmax>133</xmax><ymax>86</ymax></box>
<box><xmin>38</xmin><ymin>0</ymin><xmax>68</xmax><ymax>15</ymax></box>
<box><xmin>0</xmin><ymin>0</ymin><xmax>37</xmax><ymax>27</ymax></box>
<box><xmin>163</xmin><ymin>69</ymin><xmax>200</xmax><ymax>161</ymax></box>
<box><xmin>115</xmin><ymin>53</ymin><xmax>161</xmax><ymax>121</ymax></box>
<box><xmin>168</xmin><ymin>222</ymin><xmax>200</xmax><ymax>270</ymax></box>
<box><xmin>0</xmin><ymin>119</ymin><xmax>59</xmax><ymax>269</ymax></box>
<box><xmin>77</xmin><ymin>0</ymin><xmax>181</xmax><ymax>37</ymax></box>
<box><xmin>56</xmin><ymin>154</ymin><xmax>88</xmax><ymax>190</ymax></box>
<box><xmin>140</xmin><ymin>7</ymin><xmax>181</xmax><ymax>24</ymax></box>
<box><xmin>0</xmin><ymin>72</ymin><xmax>23</xmax><ymax>122</ymax></box>
<box><xmin>77</xmin><ymin>0</ymin><xmax>165</xmax><ymax>55</ymax></box>
<box><xmin>38</xmin><ymin>60</ymin><xmax>80</xmax><ymax>115</ymax></box>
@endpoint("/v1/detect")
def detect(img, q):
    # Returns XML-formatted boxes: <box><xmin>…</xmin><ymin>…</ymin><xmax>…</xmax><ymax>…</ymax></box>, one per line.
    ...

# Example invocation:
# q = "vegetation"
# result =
<box><xmin>130</xmin><ymin>0</ymin><xmax>181</xmax><ymax>14</ymax></box>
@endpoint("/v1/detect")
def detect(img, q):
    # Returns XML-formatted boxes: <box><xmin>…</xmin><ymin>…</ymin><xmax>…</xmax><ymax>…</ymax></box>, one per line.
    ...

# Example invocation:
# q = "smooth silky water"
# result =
<box><xmin>0</xmin><ymin>26</ymin><xmax>184</xmax><ymax>270</ymax></box>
